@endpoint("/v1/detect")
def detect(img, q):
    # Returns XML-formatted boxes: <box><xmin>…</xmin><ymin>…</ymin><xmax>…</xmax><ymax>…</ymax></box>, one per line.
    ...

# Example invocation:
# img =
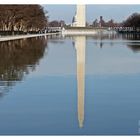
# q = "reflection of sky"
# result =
<box><xmin>29</xmin><ymin>37</ymin><xmax>140</xmax><ymax>77</ymax></box>
<box><xmin>29</xmin><ymin>39</ymin><xmax>76</xmax><ymax>77</ymax></box>
<box><xmin>86</xmin><ymin>42</ymin><xmax>140</xmax><ymax>75</ymax></box>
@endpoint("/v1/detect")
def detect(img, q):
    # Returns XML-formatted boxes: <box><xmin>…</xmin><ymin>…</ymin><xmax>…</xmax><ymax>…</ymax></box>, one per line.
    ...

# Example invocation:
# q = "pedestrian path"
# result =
<box><xmin>0</xmin><ymin>33</ymin><xmax>58</xmax><ymax>42</ymax></box>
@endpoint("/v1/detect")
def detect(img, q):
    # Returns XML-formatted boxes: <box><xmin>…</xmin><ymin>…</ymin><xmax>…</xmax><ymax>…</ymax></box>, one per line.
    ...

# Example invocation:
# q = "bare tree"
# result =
<box><xmin>0</xmin><ymin>5</ymin><xmax>48</xmax><ymax>34</ymax></box>
<box><xmin>123</xmin><ymin>13</ymin><xmax>140</xmax><ymax>30</ymax></box>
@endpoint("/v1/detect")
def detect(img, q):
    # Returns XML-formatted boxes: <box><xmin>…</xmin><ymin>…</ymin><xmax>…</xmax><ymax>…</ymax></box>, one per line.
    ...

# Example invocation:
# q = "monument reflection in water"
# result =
<box><xmin>73</xmin><ymin>33</ymin><xmax>140</xmax><ymax>128</ymax></box>
<box><xmin>74</xmin><ymin>36</ymin><xmax>86</xmax><ymax>128</ymax></box>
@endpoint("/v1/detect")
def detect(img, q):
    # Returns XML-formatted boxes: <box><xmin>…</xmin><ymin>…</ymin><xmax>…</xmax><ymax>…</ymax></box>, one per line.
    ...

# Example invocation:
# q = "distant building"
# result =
<box><xmin>99</xmin><ymin>16</ymin><xmax>105</xmax><ymax>27</ymax></box>
<box><xmin>93</xmin><ymin>19</ymin><xmax>98</xmax><ymax>27</ymax></box>
<box><xmin>72</xmin><ymin>5</ymin><xmax>86</xmax><ymax>27</ymax></box>
<box><xmin>72</xmin><ymin>15</ymin><xmax>77</xmax><ymax>27</ymax></box>
<box><xmin>60</xmin><ymin>20</ymin><xmax>65</xmax><ymax>27</ymax></box>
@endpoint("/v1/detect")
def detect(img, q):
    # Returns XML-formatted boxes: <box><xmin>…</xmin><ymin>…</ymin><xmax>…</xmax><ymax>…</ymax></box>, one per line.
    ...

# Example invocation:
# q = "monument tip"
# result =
<box><xmin>79</xmin><ymin>120</ymin><xmax>84</xmax><ymax>128</ymax></box>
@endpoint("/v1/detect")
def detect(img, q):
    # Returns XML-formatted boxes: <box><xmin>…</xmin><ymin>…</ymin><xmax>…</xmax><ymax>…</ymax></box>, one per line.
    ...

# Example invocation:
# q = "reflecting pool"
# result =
<box><xmin>0</xmin><ymin>33</ymin><xmax>140</xmax><ymax>135</ymax></box>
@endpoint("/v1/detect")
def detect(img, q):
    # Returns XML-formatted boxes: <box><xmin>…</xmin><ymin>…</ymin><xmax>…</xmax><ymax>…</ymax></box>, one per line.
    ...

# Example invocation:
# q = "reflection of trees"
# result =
<box><xmin>66</xmin><ymin>33</ymin><xmax>120</xmax><ymax>41</ymax></box>
<box><xmin>86</xmin><ymin>32</ymin><xmax>120</xmax><ymax>40</ymax></box>
<box><xmin>122</xmin><ymin>34</ymin><xmax>140</xmax><ymax>52</ymax></box>
<box><xmin>121</xmin><ymin>33</ymin><xmax>140</xmax><ymax>40</ymax></box>
<box><xmin>127</xmin><ymin>43</ymin><xmax>140</xmax><ymax>52</ymax></box>
<box><xmin>0</xmin><ymin>37</ymin><xmax>47</xmax><ymax>96</ymax></box>
<box><xmin>47</xmin><ymin>34</ymin><xmax>65</xmax><ymax>44</ymax></box>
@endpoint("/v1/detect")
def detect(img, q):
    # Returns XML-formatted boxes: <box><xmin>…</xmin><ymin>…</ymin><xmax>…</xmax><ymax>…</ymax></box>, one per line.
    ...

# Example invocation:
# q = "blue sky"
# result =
<box><xmin>43</xmin><ymin>5</ymin><xmax>140</xmax><ymax>24</ymax></box>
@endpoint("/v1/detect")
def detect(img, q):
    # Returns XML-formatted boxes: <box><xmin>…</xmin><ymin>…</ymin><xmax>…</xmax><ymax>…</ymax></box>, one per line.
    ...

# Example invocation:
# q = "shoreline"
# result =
<box><xmin>61</xmin><ymin>27</ymin><xmax>108</xmax><ymax>35</ymax></box>
<box><xmin>0</xmin><ymin>33</ymin><xmax>59</xmax><ymax>42</ymax></box>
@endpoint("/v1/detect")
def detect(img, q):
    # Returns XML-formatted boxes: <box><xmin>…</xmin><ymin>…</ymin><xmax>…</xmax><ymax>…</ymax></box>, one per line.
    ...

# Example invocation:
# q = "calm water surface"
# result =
<box><xmin>0</xmin><ymin>33</ymin><xmax>140</xmax><ymax>135</ymax></box>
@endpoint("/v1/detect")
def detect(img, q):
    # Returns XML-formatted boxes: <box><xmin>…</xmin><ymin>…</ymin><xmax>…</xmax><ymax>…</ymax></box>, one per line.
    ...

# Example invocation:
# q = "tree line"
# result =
<box><xmin>83</xmin><ymin>12</ymin><xmax>140</xmax><ymax>29</ymax></box>
<box><xmin>91</xmin><ymin>13</ymin><xmax>140</xmax><ymax>29</ymax></box>
<box><xmin>0</xmin><ymin>5</ymin><xmax>48</xmax><ymax>35</ymax></box>
<box><xmin>122</xmin><ymin>13</ymin><xmax>140</xmax><ymax>29</ymax></box>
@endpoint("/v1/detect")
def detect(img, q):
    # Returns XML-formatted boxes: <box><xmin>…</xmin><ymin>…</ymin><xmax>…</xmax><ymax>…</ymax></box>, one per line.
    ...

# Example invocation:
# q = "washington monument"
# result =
<box><xmin>72</xmin><ymin>5</ymin><xmax>86</xmax><ymax>27</ymax></box>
